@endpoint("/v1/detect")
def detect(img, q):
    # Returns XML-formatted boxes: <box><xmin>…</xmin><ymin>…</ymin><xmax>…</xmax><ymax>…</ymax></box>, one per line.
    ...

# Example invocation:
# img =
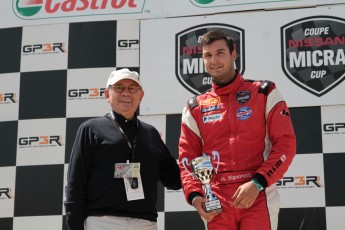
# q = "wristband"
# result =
<box><xmin>251</xmin><ymin>179</ymin><xmax>264</xmax><ymax>192</ymax></box>
<box><xmin>192</xmin><ymin>196</ymin><xmax>201</xmax><ymax>205</ymax></box>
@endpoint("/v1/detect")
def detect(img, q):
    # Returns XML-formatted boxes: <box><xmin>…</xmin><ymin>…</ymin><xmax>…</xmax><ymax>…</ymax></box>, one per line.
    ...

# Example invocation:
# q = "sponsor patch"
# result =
<box><xmin>203</xmin><ymin>113</ymin><xmax>222</xmax><ymax>123</ymax></box>
<box><xmin>200</xmin><ymin>97</ymin><xmax>221</xmax><ymax>106</ymax></box>
<box><xmin>236</xmin><ymin>106</ymin><xmax>252</xmax><ymax>120</ymax></box>
<box><xmin>201</xmin><ymin>104</ymin><xmax>221</xmax><ymax>113</ymax></box>
<box><xmin>236</xmin><ymin>91</ymin><xmax>251</xmax><ymax>104</ymax></box>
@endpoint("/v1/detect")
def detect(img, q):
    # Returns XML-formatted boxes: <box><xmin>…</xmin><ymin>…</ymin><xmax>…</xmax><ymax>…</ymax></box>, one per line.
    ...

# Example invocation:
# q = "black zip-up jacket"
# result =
<box><xmin>64</xmin><ymin>112</ymin><xmax>181</xmax><ymax>230</ymax></box>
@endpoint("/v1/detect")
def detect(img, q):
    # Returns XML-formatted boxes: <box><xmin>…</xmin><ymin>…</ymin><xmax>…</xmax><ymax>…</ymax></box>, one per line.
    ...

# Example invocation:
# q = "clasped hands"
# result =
<box><xmin>192</xmin><ymin>181</ymin><xmax>260</xmax><ymax>222</ymax></box>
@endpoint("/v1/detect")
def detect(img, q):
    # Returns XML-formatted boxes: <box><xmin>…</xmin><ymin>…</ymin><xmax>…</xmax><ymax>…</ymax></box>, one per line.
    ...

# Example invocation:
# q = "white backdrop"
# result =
<box><xmin>140</xmin><ymin>4</ymin><xmax>345</xmax><ymax>115</ymax></box>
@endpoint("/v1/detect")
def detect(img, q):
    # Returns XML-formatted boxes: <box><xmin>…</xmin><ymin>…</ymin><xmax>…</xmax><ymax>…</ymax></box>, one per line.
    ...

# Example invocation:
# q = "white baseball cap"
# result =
<box><xmin>106</xmin><ymin>68</ymin><xmax>142</xmax><ymax>87</ymax></box>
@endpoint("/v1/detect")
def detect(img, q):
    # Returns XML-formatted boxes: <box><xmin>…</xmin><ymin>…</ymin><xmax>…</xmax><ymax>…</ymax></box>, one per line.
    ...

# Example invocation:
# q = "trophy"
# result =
<box><xmin>182</xmin><ymin>151</ymin><xmax>222</xmax><ymax>213</ymax></box>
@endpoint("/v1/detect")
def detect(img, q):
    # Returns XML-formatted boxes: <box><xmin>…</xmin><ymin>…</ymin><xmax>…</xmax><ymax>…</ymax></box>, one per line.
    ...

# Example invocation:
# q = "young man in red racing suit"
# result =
<box><xmin>178</xmin><ymin>30</ymin><xmax>296</xmax><ymax>230</ymax></box>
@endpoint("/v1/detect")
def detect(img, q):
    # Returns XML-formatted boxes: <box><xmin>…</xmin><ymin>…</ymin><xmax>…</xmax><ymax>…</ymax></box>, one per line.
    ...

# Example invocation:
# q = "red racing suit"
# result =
<box><xmin>178</xmin><ymin>72</ymin><xmax>296</xmax><ymax>230</ymax></box>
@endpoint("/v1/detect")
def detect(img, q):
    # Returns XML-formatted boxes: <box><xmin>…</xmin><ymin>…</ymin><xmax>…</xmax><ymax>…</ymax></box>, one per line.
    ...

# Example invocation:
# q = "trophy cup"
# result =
<box><xmin>182</xmin><ymin>151</ymin><xmax>222</xmax><ymax>213</ymax></box>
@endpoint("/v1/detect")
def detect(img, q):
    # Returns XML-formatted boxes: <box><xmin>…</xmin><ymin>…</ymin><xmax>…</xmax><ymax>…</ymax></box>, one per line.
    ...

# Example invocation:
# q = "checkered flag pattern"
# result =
<box><xmin>1</xmin><ymin>19</ymin><xmax>345</xmax><ymax>230</ymax></box>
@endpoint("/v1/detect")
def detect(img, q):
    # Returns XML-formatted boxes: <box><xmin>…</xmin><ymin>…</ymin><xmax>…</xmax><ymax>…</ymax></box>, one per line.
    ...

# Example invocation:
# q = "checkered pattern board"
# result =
<box><xmin>1</xmin><ymin>20</ymin><xmax>345</xmax><ymax>230</ymax></box>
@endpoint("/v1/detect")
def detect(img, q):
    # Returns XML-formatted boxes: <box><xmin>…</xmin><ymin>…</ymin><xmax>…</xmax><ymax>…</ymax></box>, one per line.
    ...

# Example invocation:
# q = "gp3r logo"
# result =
<box><xmin>0</xmin><ymin>93</ymin><xmax>17</xmax><ymax>104</ymax></box>
<box><xmin>68</xmin><ymin>88</ymin><xmax>105</xmax><ymax>99</ymax></box>
<box><xmin>18</xmin><ymin>136</ymin><xmax>63</xmax><ymax>147</ymax></box>
<box><xmin>0</xmin><ymin>188</ymin><xmax>14</xmax><ymax>199</ymax></box>
<box><xmin>118</xmin><ymin>39</ymin><xmax>139</xmax><ymax>48</ymax></box>
<box><xmin>276</xmin><ymin>176</ymin><xmax>323</xmax><ymax>188</ymax></box>
<box><xmin>323</xmin><ymin>123</ymin><xmax>345</xmax><ymax>132</ymax></box>
<box><xmin>22</xmin><ymin>43</ymin><xmax>66</xmax><ymax>54</ymax></box>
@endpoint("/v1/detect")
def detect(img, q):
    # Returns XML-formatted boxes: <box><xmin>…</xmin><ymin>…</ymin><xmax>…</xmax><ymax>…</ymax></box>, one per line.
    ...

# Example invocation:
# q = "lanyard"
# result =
<box><xmin>110</xmin><ymin>111</ymin><xmax>138</xmax><ymax>163</ymax></box>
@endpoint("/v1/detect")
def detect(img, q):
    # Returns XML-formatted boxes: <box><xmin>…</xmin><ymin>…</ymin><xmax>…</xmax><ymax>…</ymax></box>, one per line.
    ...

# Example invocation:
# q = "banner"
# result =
<box><xmin>140</xmin><ymin>4</ymin><xmax>345</xmax><ymax>115</ymax></box>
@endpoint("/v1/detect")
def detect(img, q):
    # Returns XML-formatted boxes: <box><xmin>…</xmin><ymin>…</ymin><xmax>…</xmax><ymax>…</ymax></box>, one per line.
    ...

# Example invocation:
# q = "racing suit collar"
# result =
<box><xmin>211</xmin><ymin>71</ymin><xmax>244</xmax><ymax>96</ymax></box>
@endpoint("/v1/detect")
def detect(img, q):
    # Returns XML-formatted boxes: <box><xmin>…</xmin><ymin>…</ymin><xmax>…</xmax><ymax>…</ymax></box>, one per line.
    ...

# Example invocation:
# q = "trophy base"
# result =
<box><xmin>204</xmin><ymin>199</ymin><xmax>222</xmax><ymax>213</ymax></box>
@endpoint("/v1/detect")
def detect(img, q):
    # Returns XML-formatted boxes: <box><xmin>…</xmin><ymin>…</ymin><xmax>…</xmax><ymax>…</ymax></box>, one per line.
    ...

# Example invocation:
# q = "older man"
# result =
<box><xmin>65</xmin><ymin>68</ymin><xmax>181</xmax><ymax>230</ymax></box>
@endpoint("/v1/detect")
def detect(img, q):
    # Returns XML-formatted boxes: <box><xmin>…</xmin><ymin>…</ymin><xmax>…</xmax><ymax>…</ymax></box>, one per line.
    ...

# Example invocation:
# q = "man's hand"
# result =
<box><xmin>231</xmin><ymin>181</ymin><xmax>260</xmax><ymax>209</ymax></box>
<box><xmin>192</xmin><ymin>196</ymin><xmax>219</xmax><ymax>222</ymax></box>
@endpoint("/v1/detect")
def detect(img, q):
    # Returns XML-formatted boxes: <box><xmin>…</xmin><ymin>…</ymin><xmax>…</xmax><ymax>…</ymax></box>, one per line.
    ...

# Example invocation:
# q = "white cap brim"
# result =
<box><xmin>106</xmin><ymin>68</ymin><xmax>142</xmax><ymax>87</ymax></box>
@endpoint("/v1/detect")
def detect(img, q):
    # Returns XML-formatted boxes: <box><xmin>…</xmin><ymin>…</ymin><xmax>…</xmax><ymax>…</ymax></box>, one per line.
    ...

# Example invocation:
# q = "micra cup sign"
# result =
<box><xmin>45</xmin><ymin>0</ymin><xmax>138</xmax><ymax>13</ymax></box>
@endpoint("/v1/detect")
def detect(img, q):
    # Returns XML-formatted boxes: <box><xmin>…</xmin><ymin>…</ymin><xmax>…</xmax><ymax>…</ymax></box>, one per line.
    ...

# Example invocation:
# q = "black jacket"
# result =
<box><xmin>64</xmin><ymin>112</ymin><xmax>181</xmax><ymax>230</ymax></box>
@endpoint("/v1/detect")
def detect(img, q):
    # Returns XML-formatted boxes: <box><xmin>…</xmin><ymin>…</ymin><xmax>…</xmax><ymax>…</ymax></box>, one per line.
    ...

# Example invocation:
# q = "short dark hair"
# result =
<box><xmin>200</xmin><ymin>30</ymin><xmax>235</xmax><ymax>53</ymax></box>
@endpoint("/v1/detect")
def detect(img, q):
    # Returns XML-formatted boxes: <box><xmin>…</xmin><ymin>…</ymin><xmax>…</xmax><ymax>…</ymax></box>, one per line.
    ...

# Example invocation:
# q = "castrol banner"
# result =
<box><xmin>14</xmin><ymin>0</ymin><xmax>145</xmax><ymax>18</ymax></box>
<box><xmin>0</xmin><ymin>0</ymin><xmax>162</xmax><ymax>28</ymax></box>
<box><xmin>1</xmin><ymin>0</ymin><xmax>344</xmax><ymax>29</ymax></box>
<box><xmin>140</xmin><ymin>4</ymin><xmax>345</xmax><ymax>115</ymax></box>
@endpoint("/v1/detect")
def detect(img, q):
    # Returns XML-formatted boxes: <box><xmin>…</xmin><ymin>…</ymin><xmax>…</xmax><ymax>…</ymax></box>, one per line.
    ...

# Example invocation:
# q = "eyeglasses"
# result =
<box><xmin>109</xmin><ymin>85</ymin><xmax>142</xmax><ymax>94</ymax></box>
